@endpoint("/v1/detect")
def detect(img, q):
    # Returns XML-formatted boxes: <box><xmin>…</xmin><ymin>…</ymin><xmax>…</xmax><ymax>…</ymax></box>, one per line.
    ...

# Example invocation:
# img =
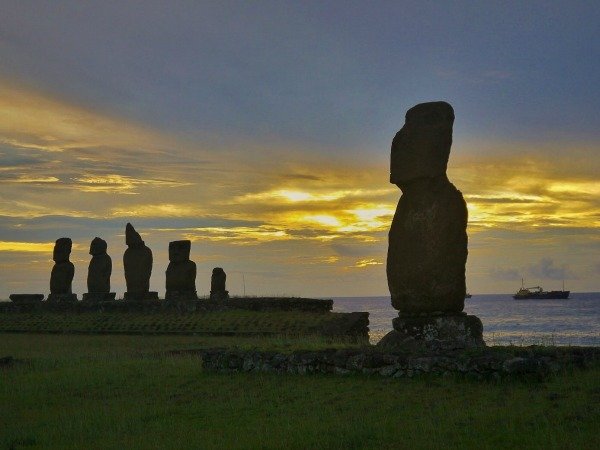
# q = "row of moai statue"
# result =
<box><xmin>11</xmin><ymin>223</ymin><xmax>228</xmax><ymax>303</ymax></box>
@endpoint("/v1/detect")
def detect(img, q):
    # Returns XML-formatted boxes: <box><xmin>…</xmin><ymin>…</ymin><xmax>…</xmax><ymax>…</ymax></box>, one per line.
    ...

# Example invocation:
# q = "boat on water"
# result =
<box><xmin>513</xmin><ymin>279</ymin><xmax>570</xmax><ymax>300</ymax></box>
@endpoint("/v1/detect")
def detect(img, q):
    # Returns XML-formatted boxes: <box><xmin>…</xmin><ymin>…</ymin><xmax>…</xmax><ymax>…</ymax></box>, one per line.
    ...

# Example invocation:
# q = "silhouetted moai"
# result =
<box><xmin>48</xmin><ymin>237</ymin><xmax>77</xmax><ymax>302</ymax></box>
<box><xmin>387</xmin><ymin>101</ymin><xmax>467</xmax><ymax>313</ymax></box>
<box><xmin>123</xmin><ymin>223</ymin><xmax>158</xmax><ymax>301</ymax></box>
<box><xmin>378</xmin><ymin>101</ymin><xmax>484</xmax><ymax>351</ymax></box>
<box><xmin>210</xmin><ymin>267</ymin><xmax>229</xmax><ymax>300</ymax></box>
<box><xmin>165</xmin><ymin>240</ymin><xmax>197</xmax><ymax>301</ymax></box>
<box><xmin>83</xmin><ymin>237</ymin><xmax>116</xmax><ymax>302</ymax></box>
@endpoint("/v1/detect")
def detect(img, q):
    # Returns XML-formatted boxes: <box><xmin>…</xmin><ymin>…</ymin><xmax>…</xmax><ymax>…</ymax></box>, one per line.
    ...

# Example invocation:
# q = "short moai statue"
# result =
<box><xmin>165</xmin><ymin>240</ymin><xmax>197</xmax><ymax>302</ymax></box>
<box><xmin>378</xmin><ymin>101</ymin><xmax>484</xmax><ymax>352</ymax></box>
<box><xmin>123</xmin><ymin>223</ymin><xmax>158</xmax><ymax>301</ymax></box>
<box><xmin>210</xmin><ymin>267</ymin><xmax>229</xmax><ymax>300</ymax></box>
<box><xmin>83</xmin><ymin>237</ymin><xmax>116</xmax><ymax>302</ymax></box>
<box><xmin>48</xmin><ymin>237</ymin><xmax>77</xmax><ymax>302</ymax></box>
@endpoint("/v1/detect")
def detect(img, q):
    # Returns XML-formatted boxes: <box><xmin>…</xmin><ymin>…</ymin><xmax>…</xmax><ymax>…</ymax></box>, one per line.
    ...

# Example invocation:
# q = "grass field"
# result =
<box><xmin>1</xmin><ymin>333</ymin><xmax>599</xmax><ymax>449</ymax></box>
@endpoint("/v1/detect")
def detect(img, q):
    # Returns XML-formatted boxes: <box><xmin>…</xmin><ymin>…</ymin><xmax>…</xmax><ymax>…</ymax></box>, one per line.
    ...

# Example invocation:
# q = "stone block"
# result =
<box><xmin>123</xmin><ymin>291</ymin><xmax>159</xmax><ymax>302</ymax></box>
<box><xmin>47</xmin><ymin>293</ymin><xmax>78</xmax><ymax>303</ymax></box>
<box><xmin>82</xmin><ymin>292</ymin><xmax>117</xmax><ymax>302</ymax></box>
<box><xmin>377</xmin><ymin>313</ymin><xmax>485</xmax><ymax>352</ymax></box>
<box><xmin>9</xmin><ymin>294</ymin><xmax>44</xmax><ymax>304</ymax></box>
<box><xmin>165</xmin><ymin>290</ymin><xmax>198</xmax><ymax>301</ymax></box>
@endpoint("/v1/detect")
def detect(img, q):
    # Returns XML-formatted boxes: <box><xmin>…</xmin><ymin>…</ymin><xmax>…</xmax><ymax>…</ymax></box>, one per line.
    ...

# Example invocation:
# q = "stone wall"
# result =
<box><xmin>196</xmin><ymin>346</ymin><xmax>600</xmax><ymax>380</ymax></box>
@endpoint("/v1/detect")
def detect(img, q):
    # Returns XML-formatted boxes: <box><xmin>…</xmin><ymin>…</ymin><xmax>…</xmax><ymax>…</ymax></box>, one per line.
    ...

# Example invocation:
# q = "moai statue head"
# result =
<box><xmin>53</xmin><ymin>238</ymin><xmax>72</xmax><ymax>263</ymax></box>
<box><xmin>390</xmin><ymin>101</ymin><xmax>455</xmax><ymax>188</ymax></box>
<box><xmin>125</xmin><ymin>222</ymin><xmax>144</xmax><ymax>248</ymax></box>
<box><xmin>89</xmin><ymin>237</ymin><xmax>107</xmax><ymax>256</ymax></box>
<box><xmin>169</xmin><ymin>240</ymin><xmax>191</xmax><ymax>263</ymax></box>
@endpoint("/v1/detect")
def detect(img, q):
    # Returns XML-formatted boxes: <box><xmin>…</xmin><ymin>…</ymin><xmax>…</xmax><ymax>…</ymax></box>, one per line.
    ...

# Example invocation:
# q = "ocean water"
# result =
<box><xmin>332</xmin><ymin>293</ymin><xmax>600</xmax><ymax>346</ymax></box>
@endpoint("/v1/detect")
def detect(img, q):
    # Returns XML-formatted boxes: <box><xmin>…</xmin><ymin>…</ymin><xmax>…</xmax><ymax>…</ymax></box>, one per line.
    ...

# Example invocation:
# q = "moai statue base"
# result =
<box><xmin>378</xmin><ymin>312</ymin><xmax>485</xmax><ymax>352</ymax></box>
<box><xmin>123</xmin><ymin>291</ymin><xmax>159</xmax><ymax>302</ymax></box>
<box><xmin>209</xmin><ymin>291</ymin><xmax>229</xmax><ymax>301</ymax></box>
<box><xmin>165</xmin><ymin>291</ymin><xmax>198</xmax><ymax>302</ymax></box>
<box><xmin>82</xmin><ymin>292</ymin><xmax>117</xmax><ymax>302</ymax></box>
<box><xmin>47</xmin><ymin>293</ymin><xmax>78</xmax><ymax>303</ymax></box>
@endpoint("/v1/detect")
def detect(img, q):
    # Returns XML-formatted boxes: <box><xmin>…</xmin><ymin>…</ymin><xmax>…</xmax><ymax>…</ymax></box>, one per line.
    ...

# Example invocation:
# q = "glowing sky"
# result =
<box><xmin>0</xmin><ymin>1</ymin><xmax>598</xmax><ymax>298</ymax></box>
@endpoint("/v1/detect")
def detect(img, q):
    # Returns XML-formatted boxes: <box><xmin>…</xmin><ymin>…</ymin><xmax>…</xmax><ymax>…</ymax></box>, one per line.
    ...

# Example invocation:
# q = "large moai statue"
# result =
<box><xmin>83</xmin><ymin>237</ymin><xmax>116</xmax><ymax>302</ymax></box>
<box><xmin>379</xmin><ymin>101</ymin><xmax>484</xmax><ymax>351</ymax></box>
<box><xmin>123</xmin><ymin>223</ymin><xmax>158</xmax><ymax>301</ymax></box>
<box><xmin>210</xmin><ymin>267</ymin><xmax>229</xmax><ymax>300</ymax></box>
<box><xmin>48</xmin><ymin>237</ymin><xmax>77</xmax><ymax>302</ymax></box>
<box><xmin>165</xmin><ymin>240</ymin><xmax>197</xmax><ymax>301</ymax></box>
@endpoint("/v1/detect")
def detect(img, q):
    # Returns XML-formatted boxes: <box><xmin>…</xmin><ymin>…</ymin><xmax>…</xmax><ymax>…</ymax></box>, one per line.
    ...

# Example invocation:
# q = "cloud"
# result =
<box><xmin>0</xmin><ymin>79</ymin><xmax>177</xmax><ymax>154</ymax></box>
<box><xmin>0</xmin><ymin>240</ymin><xmax>82</xmax><ymax>253</ymax></box>
<box><xmin>352</xmin><ymin>258</ymin><xmax>383</xmax><ymax>268</ymax></box>
<box><xmin>489</xmin><ymin>267</ymin><xmax>520</xmax><ymax>281</ymax></box>
<box><xmin>0</xmin><ymin>241</ymin><xmax>55</xmax><ymax>253</ymax></box>
<box><xmin>175</xmin><ymin>226</ymin><xmax>291</xmax><ymax>245</ymax></box>
<box><xmin>528</xmin><ymin>257</ymin><xmax>576</xmax><ymax>280</ymax></box>
<box><xmin>74</xmin><ymin>175</ymin><xmax>192</xmax><ymax>194</ymax></box>
<box><xmin>450</xmin><ymin>150</ymin><xmax>600</xmax><ymax>233</ymax></box>
<box><xmin>1</xmin><ymin>80</ymin><xmax>600</xmax><ymax>296</ymax></box>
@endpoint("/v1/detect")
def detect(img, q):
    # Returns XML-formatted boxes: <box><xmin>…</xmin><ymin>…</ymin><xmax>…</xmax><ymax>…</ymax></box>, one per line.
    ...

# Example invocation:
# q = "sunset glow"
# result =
<box><xmin>0</xmin><ymin>2</ymin><xmax>598</xmax><ymax>297</ymax></box>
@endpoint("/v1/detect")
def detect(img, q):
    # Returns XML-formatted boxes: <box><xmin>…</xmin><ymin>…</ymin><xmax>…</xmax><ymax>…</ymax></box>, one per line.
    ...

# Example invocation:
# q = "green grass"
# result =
<box><xmin>0</xmin><ymin>310</ymin><xmax>355</xmax><ymax>336</ymax></box>
<box><xmin>1</xmin><ymin>334</ymin><xmax>599</xmax><ymax>449</ymax></box>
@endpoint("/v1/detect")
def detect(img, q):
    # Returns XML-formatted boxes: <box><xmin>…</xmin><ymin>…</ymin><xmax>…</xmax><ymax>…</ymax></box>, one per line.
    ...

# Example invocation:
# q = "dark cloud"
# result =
<box><xmin>2</xmin><ymin>1</ymin><xmax>599</xmax><ymax>148</ymax></box>
<box><xmin>528</xmin><ymin>257</ymin><xmax>576</xmax><ymax>280</ymax></box>
<box><xmin>489</xmin><ymin>267</ymin><xmax>520</xmax><ymax>281</ymax></box>
<box><xmin>281</xmin><ymin>173</ymin><xmax>324</xmax><ymax>182</ymax></box>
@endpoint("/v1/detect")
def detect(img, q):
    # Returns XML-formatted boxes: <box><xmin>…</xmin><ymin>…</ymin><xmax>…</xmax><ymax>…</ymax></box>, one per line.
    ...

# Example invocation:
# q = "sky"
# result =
<box><xmin>0</xmin><ymin>1</ymin><xmax>598</xmax><ymax>298</ymax></box>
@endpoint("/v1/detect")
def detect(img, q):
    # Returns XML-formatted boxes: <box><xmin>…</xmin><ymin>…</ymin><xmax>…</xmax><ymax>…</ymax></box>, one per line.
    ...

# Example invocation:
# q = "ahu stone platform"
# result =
<box><xmin>1</xmin><ymin>297</ymin><xmax>334</xmax><ymax>313</ymax></box>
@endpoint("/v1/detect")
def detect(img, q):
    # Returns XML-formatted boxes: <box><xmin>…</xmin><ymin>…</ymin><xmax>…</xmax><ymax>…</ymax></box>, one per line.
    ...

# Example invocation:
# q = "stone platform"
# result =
<box><xmin>123</xmin><ymin>291</ymin><xmax>159</xmax><ymax>302</ymax></box>
<box><xmin>377</xmin><ymin>313</ymin><xmax>485</xmax><ymax>352</ymax></box>
<box><xmin>9</xmin><ymin>294</ymin><xmax>44</xmax><ymax>304</ymax></box>
<box><xmin>1</xmin><ymin>296</ymin><xmax>334</xmax><ymax>313</ymax></box>
<box><xmin>165</xmin><ymin>290</ymin><xmax>198</xmax><ymax>302</ymax></box>
<box><xmin>82</xmin><ymin>293</ymin><xmax>117</xmax><ymax>302</ymax></box>
<box><xmin>47</xmin><ymin>293</ymin><xmax>78</xmax><ymax>303</ymax></box>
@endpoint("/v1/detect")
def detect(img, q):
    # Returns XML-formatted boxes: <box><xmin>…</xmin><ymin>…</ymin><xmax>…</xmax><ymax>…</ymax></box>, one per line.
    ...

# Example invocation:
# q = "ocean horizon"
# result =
<box><xmin>332</xmin><ymin>292</ymin><xmax>600</xmax><ymax>346</ymax></box>
<box><xmin>1</xmin><ymin>292</ymin><xmax>598</xmax><ymax>347</ymax></box>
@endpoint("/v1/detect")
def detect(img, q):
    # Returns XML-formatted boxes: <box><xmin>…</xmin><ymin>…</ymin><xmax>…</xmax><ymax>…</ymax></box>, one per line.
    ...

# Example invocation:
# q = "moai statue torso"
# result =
<box><xmin>87</xmin><ymin>237</ymin><xmax>112</xmax><ymax>293</ymax></box>
<box><xmin>165</xmin><ymin>240</ymin><xmax>197</xmax><ymax>300</ymax></box>
<box><xmin>210</xmin><ymin>267</ymin><xmax>228</xmax><ymax>300</ymax></box>
<box><xmin>123</xmin><ymin>223</ymin><xmax>154</xmax><ymax>299</ymax></box>
<box><xmin>49</xmin><ymin>237</ymin><xmax>76</xmax><ymax>301</ymax></box>
<box><xmin>83</xmin><ymin>237</ymin><xmax>116</xmax><ymax>302</ymax></box>
<box><xmin>387</xmin><ymin>102</ymin><xmax>468</xmax><ymax>314</ymax></box>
